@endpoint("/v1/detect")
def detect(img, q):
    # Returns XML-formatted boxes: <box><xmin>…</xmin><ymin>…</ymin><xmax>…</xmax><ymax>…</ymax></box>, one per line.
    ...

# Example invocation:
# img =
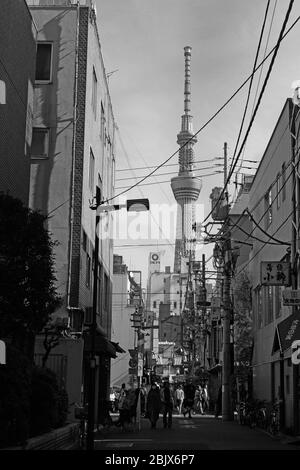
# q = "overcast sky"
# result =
<box><xmin>96</xmin><ymin>0</ymin><xmax>300</xmax><ymax>285</ymax></box>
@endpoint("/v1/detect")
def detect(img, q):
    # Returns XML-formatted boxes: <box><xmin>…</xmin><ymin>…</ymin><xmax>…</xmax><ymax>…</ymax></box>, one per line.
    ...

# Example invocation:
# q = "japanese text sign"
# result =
<box><xmin>261</xmin><ymin>261</ymin><xmax>290</xmax><ymax>286</ymax></box>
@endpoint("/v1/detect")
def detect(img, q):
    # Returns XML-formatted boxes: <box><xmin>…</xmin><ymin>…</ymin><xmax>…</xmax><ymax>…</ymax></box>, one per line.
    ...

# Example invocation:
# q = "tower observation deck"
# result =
<box><xmin>171</xmin><ymin>46</ymin><xmax>202</xmax><ymax>273</ymax></box>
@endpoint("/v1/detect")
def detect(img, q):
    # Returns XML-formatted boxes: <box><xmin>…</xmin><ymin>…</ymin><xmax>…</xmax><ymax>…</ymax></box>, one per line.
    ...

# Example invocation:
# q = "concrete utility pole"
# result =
<box><xmin>291</xmin><ymin>100</ymin><xmax>299</xmax><ymax>432</ymax></box>
<box><xmin>87</xmin><ymin>185</ymin><xmax>101</xmax><ymax>451</ymax></box>
<box><xmin>222</xmin><ymin>142</ymin><xmax>234</xmax><ymax>421</ymax></box>
<box><xmin>202</xmin><ymin>253</ymin><xmax>207</xmax><ymax>368</ymax></box>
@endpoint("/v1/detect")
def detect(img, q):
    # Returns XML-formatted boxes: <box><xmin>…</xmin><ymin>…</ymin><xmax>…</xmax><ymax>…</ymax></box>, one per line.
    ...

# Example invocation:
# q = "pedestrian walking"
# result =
<box><xmin>127</xmin><ymin>385</ymin><xmax>138</xmax><ymax>426</ymax></box>
<box><xmin>160</xmin><ymin>380</ymin><xmax>174</xmax><ymax>428</ymax></box>
<box><xmin>175</xmin><ymin>385</ymin><xmax>185</xmax><ymax>414</ymax></box>
<box><xmin>115</xmin><ymin>383</ymin><xmax>127</xmax><ymax>427</ymax></box>
<box><xmin>119</xmin><ymin>390</ymin><xmax>132</xmax><ymax>430</ymax></box>
<box><xmin>183</xmin><ymin>379</ymin><xmax>196</xmax><ymax>418</ymax></box>
<box><xmin>146</xmin><ymin>382</ymin><xmax>161</xmax><ymax>429</ymax></box>
<box><xmin>215</xmin><ymin>386</ymin><xmax>222</xmax><ymax>418</ymax></box>
<box><xmin>194</xmin><ymin>385</ymin><xmax>204</xmax><ymax>415</ymax></box>
<box><xmin>202</xmin><ymin>384</ymin><xmax>210</xmax><ymax>413</ymax></box>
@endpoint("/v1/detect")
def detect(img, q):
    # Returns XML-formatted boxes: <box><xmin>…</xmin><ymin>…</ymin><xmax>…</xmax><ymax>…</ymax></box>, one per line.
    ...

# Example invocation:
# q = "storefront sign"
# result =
<box><xmin>261</xmin><ymin>262</ymin><xmax>290</xmax><ymax>286</ymax></box>
<box><xmin>292</xmin><ymin>340</ymin><xmax>300</xmax><ymax>365</ymax></box>
<box><xmin>282</xmin><ymin>289</ymin><xmax>300</xmax><ymax>306</ymax></box>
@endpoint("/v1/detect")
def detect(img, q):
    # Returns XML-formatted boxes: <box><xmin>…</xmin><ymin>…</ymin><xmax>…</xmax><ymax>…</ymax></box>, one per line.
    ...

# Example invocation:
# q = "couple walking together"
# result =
<box><xmin>146</xmin><ymin>381</ymin><xmax>173</xmax><ymax>429</ymax></box>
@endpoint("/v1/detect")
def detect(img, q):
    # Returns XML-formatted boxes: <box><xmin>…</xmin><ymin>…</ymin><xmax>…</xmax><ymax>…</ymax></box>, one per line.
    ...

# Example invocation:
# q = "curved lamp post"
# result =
<box><xmin>86</xmin><ymin>187</ymin><xmax>149</xmax><ymax>450</ymax></box>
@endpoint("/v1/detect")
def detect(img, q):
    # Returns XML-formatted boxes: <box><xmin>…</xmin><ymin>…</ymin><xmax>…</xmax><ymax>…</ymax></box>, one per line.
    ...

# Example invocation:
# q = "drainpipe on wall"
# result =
<box><xmin>67</xmin><ymin>1</ymin><xmax>80</xmax><ymax>311</ymax></box>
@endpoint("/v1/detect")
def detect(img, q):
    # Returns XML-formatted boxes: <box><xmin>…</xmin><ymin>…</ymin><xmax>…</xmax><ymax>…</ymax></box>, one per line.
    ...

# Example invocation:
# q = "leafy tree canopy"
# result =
<box><xmin>0</xmin><ymin>193</ymin><xmax>61</xmax><ymax>351</ymax></box>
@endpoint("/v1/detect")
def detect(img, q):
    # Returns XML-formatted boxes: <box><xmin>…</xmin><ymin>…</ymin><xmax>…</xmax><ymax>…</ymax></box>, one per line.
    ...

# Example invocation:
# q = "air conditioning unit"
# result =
<box><xmin>68</xmin><ymin>307</ymin><xmax>84</xmax><ymax>332</ymax></box>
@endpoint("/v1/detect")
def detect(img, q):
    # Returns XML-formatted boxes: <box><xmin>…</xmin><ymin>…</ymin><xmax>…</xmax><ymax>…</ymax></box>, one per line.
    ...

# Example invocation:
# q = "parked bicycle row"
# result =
<box><xmin>236</xmin><ymin>399</ymin><xmax>281</xmax><ymax>436</ymax></box>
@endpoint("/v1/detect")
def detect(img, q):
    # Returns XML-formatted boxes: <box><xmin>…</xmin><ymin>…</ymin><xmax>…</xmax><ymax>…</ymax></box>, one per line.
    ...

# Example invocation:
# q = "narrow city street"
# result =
<box><xmin>95</xmin><ymin>414</ymin><xmax>300</xmax><ymax>451</ymax></box>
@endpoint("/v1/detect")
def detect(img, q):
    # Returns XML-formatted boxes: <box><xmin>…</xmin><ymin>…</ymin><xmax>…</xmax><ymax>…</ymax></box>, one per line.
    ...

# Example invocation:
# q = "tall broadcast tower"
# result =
<box><xmin>171</xmin><ymin>46</ymin><xmax>202</xmax><ymax>273</ymax></box>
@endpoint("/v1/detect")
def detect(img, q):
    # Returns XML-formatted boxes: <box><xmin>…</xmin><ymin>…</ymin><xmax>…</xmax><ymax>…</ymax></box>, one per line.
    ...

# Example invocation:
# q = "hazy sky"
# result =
<box><xmin>96</xmin><ymin>0</ymin><xmax>300</xmax><ymax>284</ymax></box>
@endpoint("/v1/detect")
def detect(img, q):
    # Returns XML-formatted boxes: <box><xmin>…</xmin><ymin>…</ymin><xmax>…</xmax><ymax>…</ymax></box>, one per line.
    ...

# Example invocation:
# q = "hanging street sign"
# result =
<box><xmin>282</xmin><ymin>289</ymin><xmax>300</xmax><ymax>306</ymax></box>
<box><xmin>261</xmin><ymin>261</ymin><xmax>290</xmax><ymax>286</ymax></box>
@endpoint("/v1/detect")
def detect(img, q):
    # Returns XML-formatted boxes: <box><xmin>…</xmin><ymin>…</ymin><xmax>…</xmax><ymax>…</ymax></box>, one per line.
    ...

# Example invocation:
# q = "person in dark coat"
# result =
<box><xmin>146</xmin><ymin>383</ymin><xmax>162</xmax><ymax>429</ymax></box>
<box><xmin>161</xmin><ymin>381</ymin><xmax>174</xmax><ymax>428</ymax></box>
<box><xmin>183</xmin><ymin>379</ymin><xmax>196</xmax><ymax>418</ymax></box>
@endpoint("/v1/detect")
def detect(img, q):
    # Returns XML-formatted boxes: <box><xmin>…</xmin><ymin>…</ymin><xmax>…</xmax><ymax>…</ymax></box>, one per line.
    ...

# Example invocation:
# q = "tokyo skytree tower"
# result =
<box><xmin>171</xmin><ymin>46</ymin><xmax>202</xmax><ymax>273</ymax></box>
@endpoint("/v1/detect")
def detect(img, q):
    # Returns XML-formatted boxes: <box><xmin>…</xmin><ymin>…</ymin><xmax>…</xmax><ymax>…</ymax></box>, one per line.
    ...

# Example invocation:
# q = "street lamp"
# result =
<box><xmin>86</xmin><ymin>187</ymin><xmax>149</xmax><ymax>451</ymax></box>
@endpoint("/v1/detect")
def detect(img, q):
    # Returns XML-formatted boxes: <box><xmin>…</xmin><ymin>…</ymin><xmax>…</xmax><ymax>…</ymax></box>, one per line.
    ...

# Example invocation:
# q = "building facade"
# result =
<box><xmin>27</xmin><ymin>0</ymin><xmax>117</xmax><ymax>421</ymax></box>
<box><xmin>247</xmin><ymin>98</ymin><xmax>299</xmax><ymax>432</ymax></box>
<box><xmin>0</xmin><ymin>0</ymin><xmax>37</xmax><ymax>204</ymax></box>
<box><xmin>216</xmin><ymin>98</ymin><xmax>300</xmax><ymax>433</ymax></box>
<box><xmin>111</xmin><ymin>256</ymin><xmax>136</xmax><ymax>388</ymax></box>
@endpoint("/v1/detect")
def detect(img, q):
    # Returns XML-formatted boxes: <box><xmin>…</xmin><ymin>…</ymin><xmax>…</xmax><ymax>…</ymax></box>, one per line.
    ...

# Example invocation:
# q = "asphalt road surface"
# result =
<box><xmin>95</xmin><ymin>413</ymin><xmax>300</xmax><ymax>451</ymax></box>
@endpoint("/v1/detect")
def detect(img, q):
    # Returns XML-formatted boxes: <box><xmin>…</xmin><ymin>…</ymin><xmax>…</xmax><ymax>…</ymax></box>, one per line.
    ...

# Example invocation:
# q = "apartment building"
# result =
<box><xmin>27</xmin><ymin>0</ymin><xmax>117</xmax><ymax>421</ymax></box>
<box><xmin>111</xmin><ymin>256</ymin><xmax>136</xmax><ymax>388</ymax></box>
<box><xmin>246</xmin><ymin>98</ymin><xmax>300</xmax><ymax>433</ymax></box>
<box><xmin>0</xmin><ymin>0</ymin><xmax>37</xmax><ymax>204</ymax></box>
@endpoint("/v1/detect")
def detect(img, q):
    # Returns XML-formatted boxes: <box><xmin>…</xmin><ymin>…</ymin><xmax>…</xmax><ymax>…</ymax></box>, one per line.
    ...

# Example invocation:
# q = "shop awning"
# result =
<box><xmin>272</xmin><ymin>312</ymin><xmax>300</xmax><ymax>354</ymax></box>
<box><xmin>83</xmin><ymin>331</ymin><xmax>117</xmax><ymax>358</ymax></box>
<box><xmin>110</xmin><ymin>341</ymin><xmax>126</xmax><ymax>354</ymax></box>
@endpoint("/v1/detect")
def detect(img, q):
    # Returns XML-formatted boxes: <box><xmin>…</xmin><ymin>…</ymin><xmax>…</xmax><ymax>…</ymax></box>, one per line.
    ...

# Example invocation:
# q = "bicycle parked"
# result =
<box><xmin>75</xmin><ymin>403</ymin><xmax>88</xmax><ymax>449</ymax></box>
<box><xmin>268</xmin><ymin>401</ymin><xmax>281</xmax><ymax>436</ymax></box>
<box><xmin>256</xmin><ymin>401</ymin><xmax>268</xmax><ymax>430</ymax></box>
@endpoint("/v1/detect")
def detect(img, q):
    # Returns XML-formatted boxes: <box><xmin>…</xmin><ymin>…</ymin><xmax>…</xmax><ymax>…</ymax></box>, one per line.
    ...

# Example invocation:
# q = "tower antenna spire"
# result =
<box><xmin>184</xmin><ymin>46</ymin><xmax>191</xmax><ymax>115</ymax></box>
<box><xmin>171</xmin><ymin>46</ymin><xmax>202</xmax><ymax>274</ymax></box>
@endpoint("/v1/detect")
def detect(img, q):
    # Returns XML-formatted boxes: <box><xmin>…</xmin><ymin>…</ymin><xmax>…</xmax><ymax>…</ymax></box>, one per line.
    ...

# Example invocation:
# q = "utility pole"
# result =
<box><xmin>222</xmin><ymin>142</ymin><xmax>234</xmax><ymax>421</ymax></box>
<box><xmin>202</xmin><ymin>253</ymin><xmax>207</xmax><ymax>369</ymax></box>
<box><xmin>291</xmin><ymin>100</ymin><xmax>299</xmax><ymax>433</ymax></box>
<box><xmin>87</xmin><ymin>185</ymin><xmax>101</xmax><ymax>451</ymax></box>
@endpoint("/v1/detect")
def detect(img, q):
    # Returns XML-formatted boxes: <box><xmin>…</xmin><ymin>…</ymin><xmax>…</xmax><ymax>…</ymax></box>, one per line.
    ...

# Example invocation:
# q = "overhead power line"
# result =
<box><xmin>103</xmin><ymin>9</ymin><xmax>299</xmax><ymax>205</ymax></box>
<box><xmin>235</xmin><ymin>206</ymin><xmax>295</xmax><ymax>278</ymax></box>
<box><xmin>229</xmin><ymin>0</ymin><xmax>271</xmax><ymax>177</ymax></box>
<box><xmin>203</xmin><ymin>0</ymin><xmax>295</xmax><ymax>225</ymax></box>
<box><xmin>115</xmin><ymin>164</ymin><xmax>257</xmax><ymax>182</ymax></box>
<box><xmin>116</xmin><ymin>157</ymin><xmax>223</xmax><ymax>172</ymax></box>
<box><xmin>115</xmin><ymin>172</ymin><xmax>222</xmax><ymax>190</ymax></box>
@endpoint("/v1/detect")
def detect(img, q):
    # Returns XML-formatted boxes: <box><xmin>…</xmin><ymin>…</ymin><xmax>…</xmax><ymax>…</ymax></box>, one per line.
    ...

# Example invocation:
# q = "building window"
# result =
<box><xmin>86</xmin><ymin>253</ymin><xmax>91</xmax><ymax>288</ymax></box>
<box><xmin>100</xmin><ymin>102</ymin><xmax>105</xmax><ymax>142</ymax></box>
<box><xmin>264</xmin><ymin>187</ymin><xmax>272</xmax><ymax>228</ymax></box>
<box><xmin>174</xmin><ymin>301</ymin><xmax>177</xmax><ymax>309</ymax></box>
<box><xmin>153</xmin><ymin>301</ymin><xmax>156</xmax><ymax>309</ymax></box>
<box><xmin>92</xmin><ymin>67</ymin><xmax>97</xmax><ymax>118</ymax></box>
<box><xmin>282</xmin><ymin>162</ymin><xmax>286</xmax><ymax>201</ymax></box>
<box><xmin>31</xmin><ymin>128</ymin><xmax>49</xmax><ymax>159</ymax></box>
<box><xmin>82</xmin><ymin>230</ymin><xmax>87</xmax><ymax>252</ymax></box>
<box><xmin>35</xmin><ymin>43</ymin><xmax>52</xmax><ymax>83</ymax></box>
<box><xmin>276</xmin><ymin>173</ymin><xmax>281</xmax><ymax>209</ymax></box>
<box><xmin>89</xmin><ymin>148</ymin><xmax>95</xmax><ymax>191</ymax></box>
